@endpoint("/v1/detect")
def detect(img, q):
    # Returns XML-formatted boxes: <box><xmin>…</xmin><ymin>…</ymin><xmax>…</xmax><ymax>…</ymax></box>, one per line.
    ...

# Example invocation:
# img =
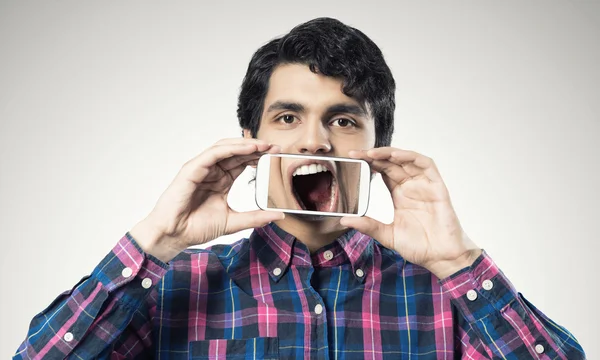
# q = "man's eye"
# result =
<box><xmin>331</xmin><ymin>118</ymin><xmax>356</xmax><ymax>127</ymax></box>
<box><xmin>278</xmin><ymin>114</ymin><xmax>296</xmax><ymax>124</ymax></box>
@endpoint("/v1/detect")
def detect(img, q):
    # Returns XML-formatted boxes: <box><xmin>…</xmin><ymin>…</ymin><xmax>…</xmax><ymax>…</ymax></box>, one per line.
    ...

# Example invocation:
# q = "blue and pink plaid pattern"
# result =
<box><xmin>15</xmin><ymin>223</ymin><xmax>585</xmax><ymax>359</ymax></box>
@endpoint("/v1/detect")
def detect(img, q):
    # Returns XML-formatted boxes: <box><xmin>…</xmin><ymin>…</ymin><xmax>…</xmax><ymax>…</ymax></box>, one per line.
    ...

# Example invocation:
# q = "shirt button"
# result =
<box><xmin>63</xmin><ymin>332</ymin><xmax>74</xmax><ymax>342</ymax></box>
<box><xmin>323</xmin><ymin>250</ymin><xmax>334</xmax><ymax>261</ymax></box>
<box><xmin>535</xmin><ymin>344</ymin><xmax>545</xmax><ymax>354</ymax></box>
<box><xmin>466</xmin><ymin>289</ymin><xmax>478</xmax><ymax>301</ymax></box>
<box><xmin>314</xmin><ymin>304</ymin><xmax>323</xmax><ymax>315</ymax></box>
<box><xmin>141</xmin><ymin>278</ymin><xmax>152</xmax><ymax>289</ymax></box>
<box><xmin>482</xmin><ymin>279</ymin><xmax>494</xmax><ymax>291</ymax></box>
<box><xmin>121</xmin><ymin>267</ymin><xmax>133</xmax><ymax>278</ymax></box>
<box><xmin>273</xmin><ymin>267</ymin><xmax>282</xmax><ymax>276</ymax></box>
<box><xmin>355</xmin><ymin>269</ymin><xmax>365</xmax><ymax>278</ymax></box>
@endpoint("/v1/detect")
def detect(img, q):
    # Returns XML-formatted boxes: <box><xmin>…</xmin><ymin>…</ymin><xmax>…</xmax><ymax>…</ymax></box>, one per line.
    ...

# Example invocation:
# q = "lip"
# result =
<box><xmin>286</xmin><ymin>158</ymin><xmax>339</xmax><ymax>212</ymax></box>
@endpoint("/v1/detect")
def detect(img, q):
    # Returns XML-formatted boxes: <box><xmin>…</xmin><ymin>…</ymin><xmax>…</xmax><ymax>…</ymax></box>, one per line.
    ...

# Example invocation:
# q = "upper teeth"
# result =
<box><xmin>293</xmin><ymin>164</ymin><xmax>329</xmax><ymax>176</ymax></box>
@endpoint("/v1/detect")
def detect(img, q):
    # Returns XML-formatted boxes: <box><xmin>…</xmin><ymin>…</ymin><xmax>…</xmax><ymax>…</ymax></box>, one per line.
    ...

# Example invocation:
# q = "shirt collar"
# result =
<box><xmin>250</xmin><ymin>222</ymin><xmax>374</xmax><ymax>283</ymax></box>
<box><xmin>334</xmin><ymin>228</ymin><xmax>374</xmax><ymax>283</ymax></box>
<box><xmin>250</xmin><ymin>223</ymin><xmax>298</xmax><ymax>282</ymax></box>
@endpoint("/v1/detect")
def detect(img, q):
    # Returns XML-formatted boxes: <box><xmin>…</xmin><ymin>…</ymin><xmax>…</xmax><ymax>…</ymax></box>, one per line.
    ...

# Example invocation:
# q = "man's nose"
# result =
<box><xmin>296</xmin><ymin>122</ymin><xmax>332</xmax><ymax>154</ymax></box>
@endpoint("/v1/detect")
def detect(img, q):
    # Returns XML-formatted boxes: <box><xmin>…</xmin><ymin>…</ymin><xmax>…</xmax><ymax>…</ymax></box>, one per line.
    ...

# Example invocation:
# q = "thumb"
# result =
<box><xmin>340</xmin><ymin>215</ymin><xmax>388</xmax><ymax>243</ymax></box>
<box><xmin>227</xmin><ymin>210</ymin><xmax>285</xmax><ymax>233</ymax></box>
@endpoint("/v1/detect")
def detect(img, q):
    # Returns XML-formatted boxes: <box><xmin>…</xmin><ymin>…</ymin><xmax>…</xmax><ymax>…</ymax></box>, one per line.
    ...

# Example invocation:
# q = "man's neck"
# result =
<box><xmin>272</xmin><ymin>217</ymin><xmax>348</xmax><ymax>253</ymax></box>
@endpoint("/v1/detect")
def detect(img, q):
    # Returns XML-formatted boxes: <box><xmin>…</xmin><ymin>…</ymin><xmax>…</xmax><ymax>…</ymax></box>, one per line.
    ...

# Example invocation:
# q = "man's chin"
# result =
<box><xmin>288</xmin><ymin>212</ymin><xmax>330</xmax><ymax>222</ymax></box>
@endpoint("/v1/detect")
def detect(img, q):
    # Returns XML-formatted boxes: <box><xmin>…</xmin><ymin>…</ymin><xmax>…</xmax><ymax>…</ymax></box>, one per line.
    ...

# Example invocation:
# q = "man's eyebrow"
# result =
<box><xmin>266</xmin><ymin>101</ymin><xmax>305</xmax><ymax>113</ymax></box>
<box><xmin>326</xmin><ymin>103</ymin><xmax>368</xmax><ymax>118</ymax></box>
<box><xmin>265</xmin><ymin>101</ymin><xmax>369</xmax><ymax>118</ymax></box>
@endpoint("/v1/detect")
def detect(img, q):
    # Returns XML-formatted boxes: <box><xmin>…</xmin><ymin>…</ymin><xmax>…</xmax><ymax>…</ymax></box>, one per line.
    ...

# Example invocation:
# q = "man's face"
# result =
<box><xmin>247</xmin><ymin>63</ymin><xmax>376</xmax><ymax>220</ymax></box>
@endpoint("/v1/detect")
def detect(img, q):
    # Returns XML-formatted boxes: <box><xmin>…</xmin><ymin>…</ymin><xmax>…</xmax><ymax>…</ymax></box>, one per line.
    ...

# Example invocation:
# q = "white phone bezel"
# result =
<box><xmin>255</xmin><ymin>153</ymin><xmax>371</xmax><ymax>217</ymax></box>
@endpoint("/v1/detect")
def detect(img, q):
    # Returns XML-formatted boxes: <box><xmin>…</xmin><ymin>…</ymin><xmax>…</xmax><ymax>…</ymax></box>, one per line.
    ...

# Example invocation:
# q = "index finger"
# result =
<box><xmin>365</xmin><ymin>148</ymin><xmax>423</xmax><ymax>166</ymax></box>
<box><xmin>214</xmin><ymin>138</ymin><xmax>271</xmax><ymax>147</ymax></box>
<box><xmin>350</xmin><ymin>148</ymin><xmax>442</xmax><ymax>183</ymax></box>
<box><xmin>182</xmin><ymin>143</ymin><xmax>273</xmax><ymax>184</ymax></box>
<box><xmin>220</xmin><ymin>145</ymin><xmax>281</xmax><ymax>172</ymax></box>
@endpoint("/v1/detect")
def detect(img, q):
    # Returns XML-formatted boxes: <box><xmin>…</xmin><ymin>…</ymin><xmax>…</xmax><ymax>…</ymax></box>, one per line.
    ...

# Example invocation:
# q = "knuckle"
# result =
<box><xmin>178</xmin><ymin>163</ymin><xmax>193</xmax><ymax>178</ymax></box>
<box><xmin>181</xmin><ymin>159</ymin><xmax>192</xmax><ymax>170</ymax></box>
<box><xmin>420</xmin><ymin>155</ymin><xmax>433</xmax><ymax>166</ymax></box>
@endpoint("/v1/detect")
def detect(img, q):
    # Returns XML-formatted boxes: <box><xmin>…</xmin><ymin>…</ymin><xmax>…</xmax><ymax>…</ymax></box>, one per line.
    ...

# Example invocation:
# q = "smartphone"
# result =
<box><xmin>255</xmin><ymin>153</ymin><xmax>371</xmax><ymax>217</ymax></box>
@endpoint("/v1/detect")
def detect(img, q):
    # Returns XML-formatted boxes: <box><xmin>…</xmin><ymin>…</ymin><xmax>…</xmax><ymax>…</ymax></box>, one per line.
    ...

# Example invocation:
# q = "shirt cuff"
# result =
<box><xmin>438</xmin><ymin>250</ymin><xmax>517</xmax><ymax>323</ymax></box>
<box><xmin>91</xmin><ymin>232</ymin><xmax>169</xmax><ymax>307</ymax></box>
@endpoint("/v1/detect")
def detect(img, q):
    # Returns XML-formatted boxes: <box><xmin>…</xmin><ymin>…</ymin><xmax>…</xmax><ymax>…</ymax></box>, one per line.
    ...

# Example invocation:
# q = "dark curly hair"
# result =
<box><xmin>237</xmin><ymin>17</ymin><xmax>395</xmax><ymax>147</ymax></box>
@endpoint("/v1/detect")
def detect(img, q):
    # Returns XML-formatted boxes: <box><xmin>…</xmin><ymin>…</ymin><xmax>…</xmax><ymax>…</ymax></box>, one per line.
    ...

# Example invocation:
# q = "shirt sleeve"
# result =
<box><xmin>13</xmin><ymin>232</ymin><xmax>170</xmax><ymax>359</ymax></box>
<box><xmin>439</xmin><ymin>250</ymin><xmax>586</xmax><ymax>359</ymax></box>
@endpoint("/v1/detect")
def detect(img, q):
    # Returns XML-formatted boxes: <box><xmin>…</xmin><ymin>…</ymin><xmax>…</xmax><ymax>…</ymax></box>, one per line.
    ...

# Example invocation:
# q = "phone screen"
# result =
<box><xmin>265</xmin><ymin>155</ymin><xmax>364</xmax><ymax>215</ymax></box>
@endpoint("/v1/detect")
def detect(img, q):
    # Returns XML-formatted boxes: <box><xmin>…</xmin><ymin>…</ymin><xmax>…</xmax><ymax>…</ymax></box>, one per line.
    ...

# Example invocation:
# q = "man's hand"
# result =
<box><xmin>340</xmin><ymin>148</ymin><xmax>481</xmax><ymax>279</ymax></box>
<box><xmin>130</xmin><ymin>138</ymin><xmax>284</xmax><ymax>263</ymax></box>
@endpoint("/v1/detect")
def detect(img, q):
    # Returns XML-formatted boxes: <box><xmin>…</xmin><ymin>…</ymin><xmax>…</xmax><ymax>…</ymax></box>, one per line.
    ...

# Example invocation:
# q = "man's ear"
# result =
<box><xmin>242</xmin><ymin>129</ymin><xmax>258</xmax><ymax>169</ymax></box>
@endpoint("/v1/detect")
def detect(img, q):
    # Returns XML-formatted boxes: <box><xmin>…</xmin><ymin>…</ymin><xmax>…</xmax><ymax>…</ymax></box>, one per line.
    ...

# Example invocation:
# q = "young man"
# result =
<box><xmin>15</xmin><ymin>18</ymin><xmax>585</xmax><ymax>359</ymax></box>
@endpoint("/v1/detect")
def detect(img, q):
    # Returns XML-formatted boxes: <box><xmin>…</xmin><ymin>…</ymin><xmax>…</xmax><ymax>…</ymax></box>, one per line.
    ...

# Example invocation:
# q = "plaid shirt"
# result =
<box><xmin>15</xmin><ymin>223</ymin><xmax>585</xmax><ymax>359</ymax></box>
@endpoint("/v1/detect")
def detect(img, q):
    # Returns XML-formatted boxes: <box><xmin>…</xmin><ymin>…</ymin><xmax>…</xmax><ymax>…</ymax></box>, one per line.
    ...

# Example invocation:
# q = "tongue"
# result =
<box><xmin>307</xmin><ymin>174</ymin><xmax>331</xmax><ymax>204</ymax></box>
<box><xmin>294</xmin><ymin>172</ymin><xmax>332</xmax><ymax>211</ymax></box>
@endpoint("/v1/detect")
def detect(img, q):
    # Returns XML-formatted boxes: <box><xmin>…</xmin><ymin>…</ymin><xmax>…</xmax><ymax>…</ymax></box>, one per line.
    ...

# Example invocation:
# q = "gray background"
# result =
<box><xmin>1</xmin><ymin>1</ymin><xmax>598</xmax><ymax>358</ymax></box>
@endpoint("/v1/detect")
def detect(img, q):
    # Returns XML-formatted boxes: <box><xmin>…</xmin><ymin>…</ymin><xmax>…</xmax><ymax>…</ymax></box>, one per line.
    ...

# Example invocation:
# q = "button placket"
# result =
<box><xmin>314</xmin><ymin>304</ymin><xmax>323</xmax><ymax>315</ymax></box>
<box><xmin>63</xmin><ymin>332</ymin><xmax>74</xmax><ymax>342</ymax></box>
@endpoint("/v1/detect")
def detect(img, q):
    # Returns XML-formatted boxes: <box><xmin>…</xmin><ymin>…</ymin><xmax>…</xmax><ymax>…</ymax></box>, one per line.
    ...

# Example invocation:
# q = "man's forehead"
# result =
<box><xmin>265</xmin><ymin>64</ymin><xmax>368</xmax><ymax>115</ymax></box>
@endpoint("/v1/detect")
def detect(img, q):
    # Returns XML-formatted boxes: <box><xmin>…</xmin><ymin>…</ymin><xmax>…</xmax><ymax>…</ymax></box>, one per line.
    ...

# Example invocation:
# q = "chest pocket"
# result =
<box><xmin>188</xmin><ymin>337</ymin><xmax>279</xmax><ymax>359</ymax></box>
